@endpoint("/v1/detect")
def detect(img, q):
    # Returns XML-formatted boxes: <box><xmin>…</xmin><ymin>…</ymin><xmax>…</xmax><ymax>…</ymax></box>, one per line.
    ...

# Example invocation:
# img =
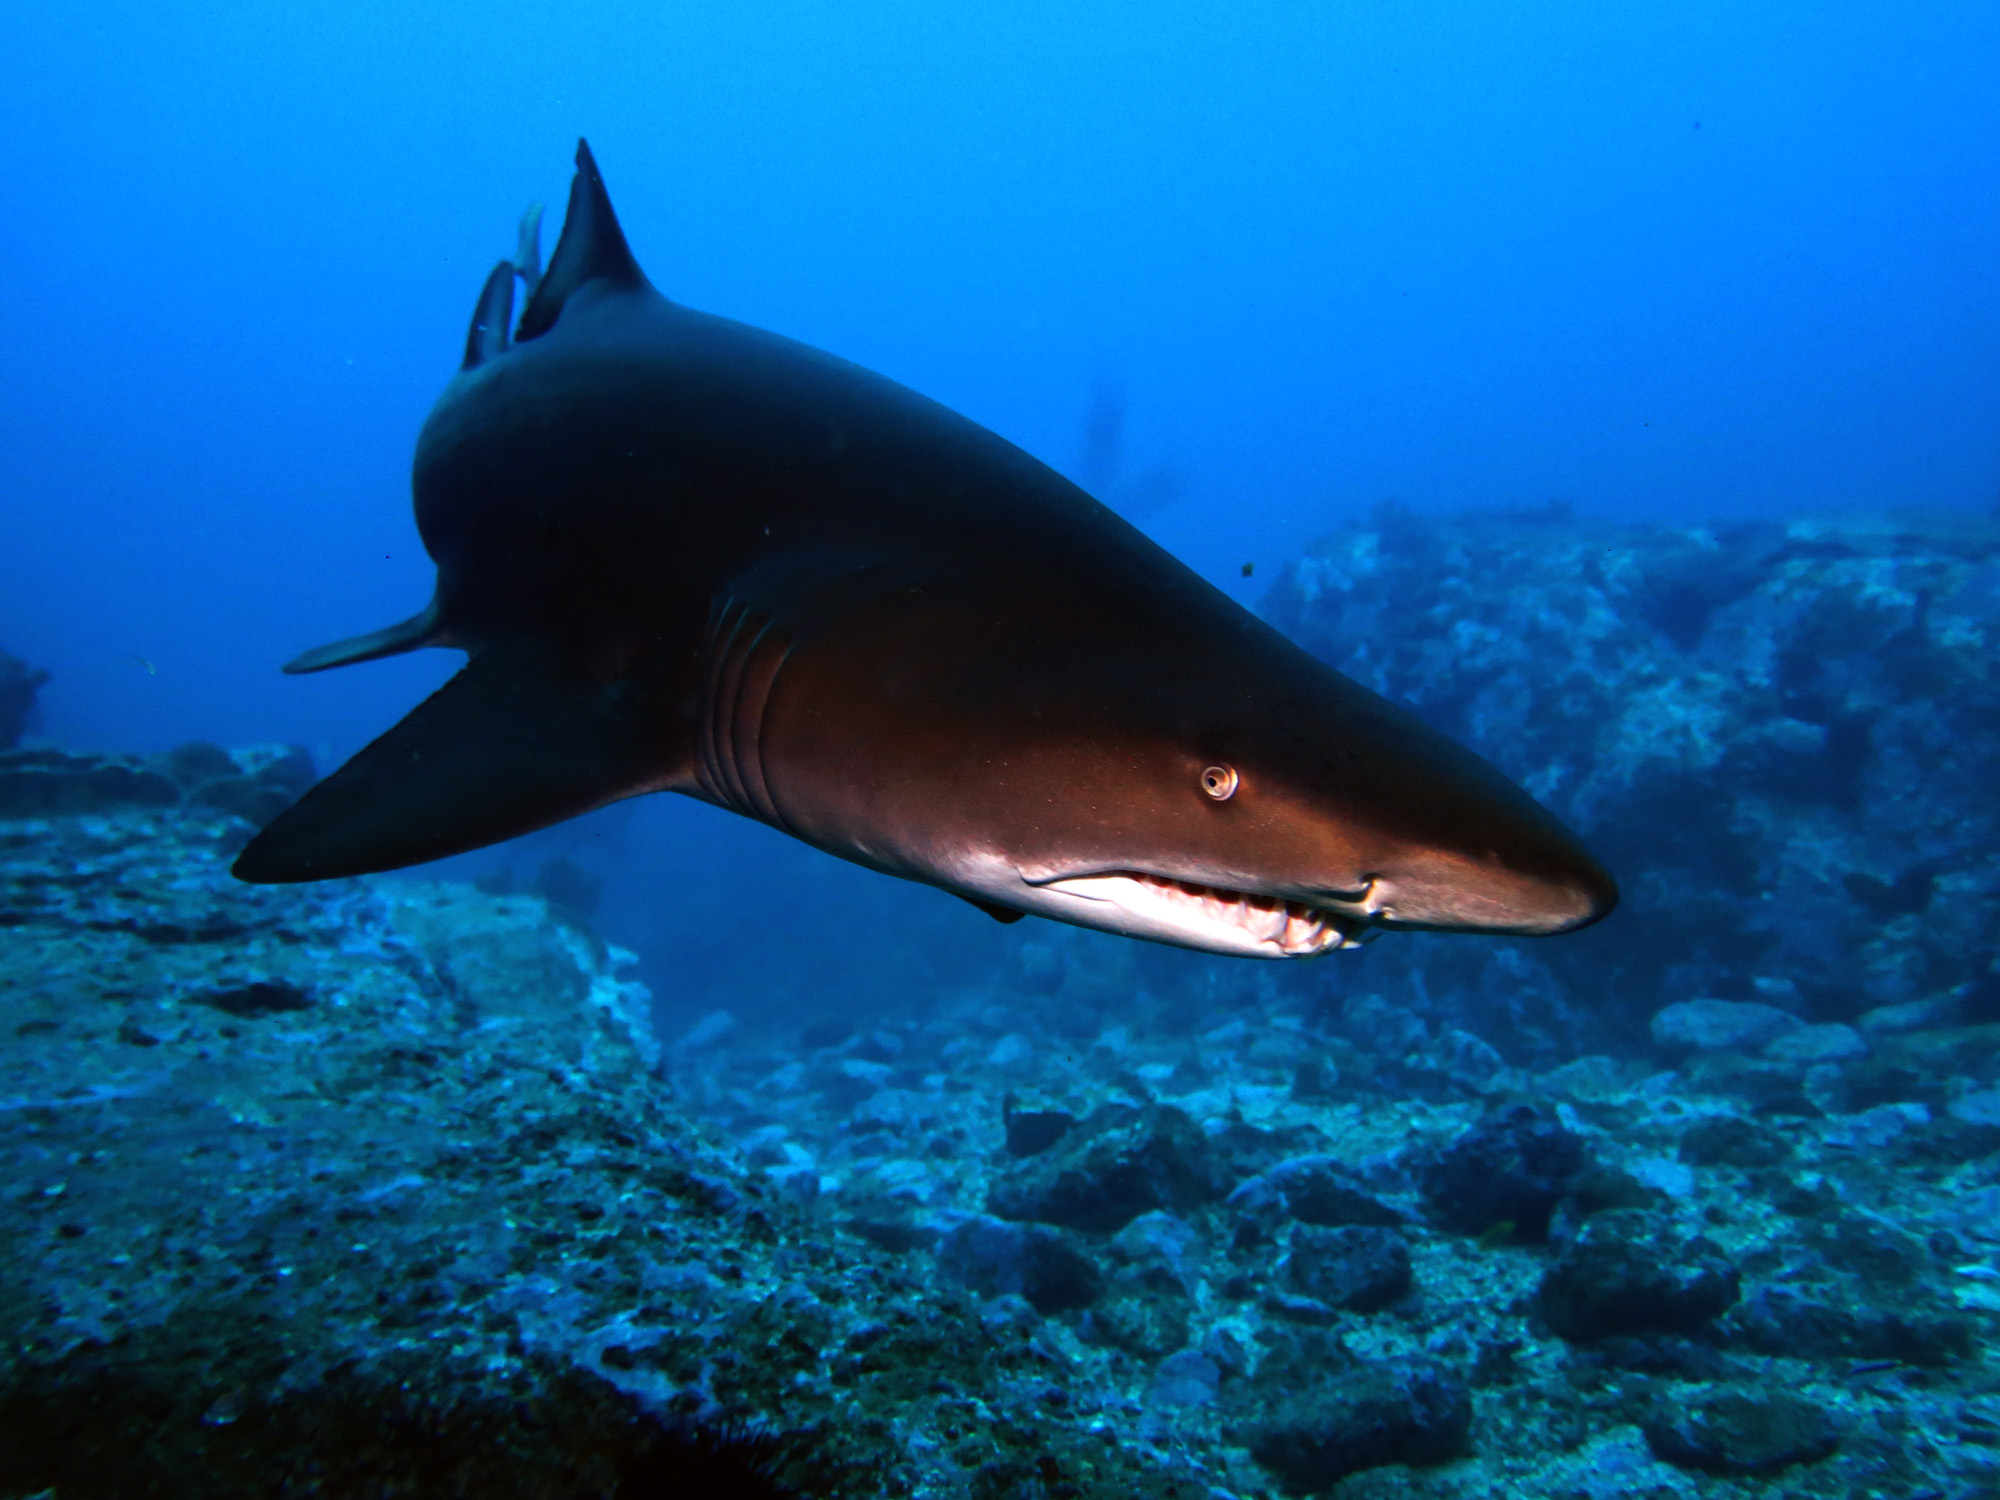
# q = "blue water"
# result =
<box><xmin>3</xmin><ymin>0</ymin><xmax>1999</xmax><ymax>1020</ymax></box>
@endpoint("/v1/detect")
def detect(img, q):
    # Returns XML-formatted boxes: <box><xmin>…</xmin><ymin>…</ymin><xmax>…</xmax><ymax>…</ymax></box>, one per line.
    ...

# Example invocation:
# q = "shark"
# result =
<box><xmin>233</xmin><ymin>140</ymin><xmax>1616</xmax><ymax>958</ymax></box>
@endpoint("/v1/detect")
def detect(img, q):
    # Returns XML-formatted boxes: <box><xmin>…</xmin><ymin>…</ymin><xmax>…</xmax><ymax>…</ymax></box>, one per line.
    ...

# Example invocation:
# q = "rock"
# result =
<box><xmin>1228</xmin><ymin>1155</ymin><xmax>1407</xmax><ymax>1229</ymax></box>
<box><xmin>1535</xmin><ymin>1210</ymin><xmax>1739</xmax><ymax>1342</ymax></box>
<box><xmin>1856</xmin><ymin>995</ymin><xmax>1962</xmax><ymax>1035</ymax></box>
<box><xmin>1948</xmin><ymin>1088</ymin><xmax>2000</xmax><ymax>1127</ymax></box>
<box><xmin>986</xmin><ymin>1103</ymin><xmax>1228</xmax><ymax>1233</ymax></box>
<box><xmin>1725</xmin><ymin>1283</ymin><xmax>1973</xmax><ymax>1367</ymax></box>
<box><xmin>1002</xmin><ymin>1097</ymin><xmax>1077</xmax><ymax>1157</ymax></box>
<box><xmin>1147</xmin><ymin>1349</ymin><xmax>1221</xmax><ymax>1408</ymax></box>
<box><xmin>1677</xmin><ymin>1115</ymin><xmax>1792</xmax><ymax>1168</ymax></box>
<box><xmin>1643</xmin><ymin>1385</ymin><xmax>1840</xmax><ymax>1476</ymax></box>
<box><xmin>935</xmin><ymin>1216</ymin><xmax>1104</xmax><ymax>1314</ymax></box>
<box><xmin>1080</xmin><ymin>1286</ymin><xmax>1190</xmax><ymax>1358</ymax></box>
<box><xmin>1420</xmin><ymin>1102</ymin><xmax>1589</xmax><ymax>1242</ymax></box>
<box><xmin>1622</xmin><ymin>1156</ymin><xmax>1694</xmax><ymax>1199</ymax></box>
<box><xmin>1246</xmin><ymin>1358</ymin><xmax>1472</xmax><ymax>1490</ymax></box>
<box><xmin>190</xmin><ymin>979</ymin><xmax>313</xmax><ymax>1017</ymax></box>
<box><xmin>1109</xmin><ymin>1211</ymin><xmax>1201</xmax><ymax>1293</ymax></box>
<box><xmin>0</xmin><ymin>649</ymin><xmax>48</xmax><ymax>749</ymax></box>
<box><xmin>1763</xmin><ymin>1023</ymin><xmax>1868</xmax><ymax>1066</ymax></box>
<box><xmin>1283</xmin><ymin>1226</ymin><xmax>1412</xmax><ymax>1314</ymax></box>
<box><xmin>1822</xmin><ymin>1101</ymin><xmax>1930</xmax><ymax>1150</ymax></box>
<box><xmin>1651</xmin><ymin>1000</ymin><xmax>1803</xmax><ymax>1055</ymax></box>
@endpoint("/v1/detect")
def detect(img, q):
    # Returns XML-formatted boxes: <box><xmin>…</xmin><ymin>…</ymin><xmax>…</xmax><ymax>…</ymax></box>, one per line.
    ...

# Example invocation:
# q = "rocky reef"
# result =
<box><xmin>5</xmin><ymin>509</ymin><xmax>1999</xmax><ymax>1499</ymax></box>
<box><xmin>0</xmin><ymin>750</ymin><xmax>1190</xmax><ymax>1499</ymax></box>
<box><xmin>1258</xmin><ymin>507</ymin><xmax>2000</xmax><ymax>1063</ymax></box>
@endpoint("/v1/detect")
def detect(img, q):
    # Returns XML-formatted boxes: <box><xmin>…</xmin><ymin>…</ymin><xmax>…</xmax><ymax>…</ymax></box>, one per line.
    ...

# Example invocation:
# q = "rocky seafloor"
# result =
<box><xmin>4</xmin><ymin>510</ymin><xmax>2000</xmax><ymax>1499</ymax></box>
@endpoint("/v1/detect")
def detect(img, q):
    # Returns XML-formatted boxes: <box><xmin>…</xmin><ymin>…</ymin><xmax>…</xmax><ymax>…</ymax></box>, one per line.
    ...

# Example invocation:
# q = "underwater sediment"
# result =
<box><xmin>4</xmin><ymin>509</ymin><xmax>2000</xmax><ymax>1498</ymax></box>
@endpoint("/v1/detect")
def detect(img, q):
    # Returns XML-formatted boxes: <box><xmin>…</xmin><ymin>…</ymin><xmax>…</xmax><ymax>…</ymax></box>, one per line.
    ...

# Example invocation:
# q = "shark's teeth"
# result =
<box><xmin>1039</xmin><ymin>872</ymin><xmax>1364</xmax><ymax>957</ymax></box>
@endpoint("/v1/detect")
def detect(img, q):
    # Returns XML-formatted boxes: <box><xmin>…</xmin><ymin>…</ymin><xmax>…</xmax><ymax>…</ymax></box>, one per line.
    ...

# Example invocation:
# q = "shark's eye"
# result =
<box><xmin>1200</xmin><ymin>764</ymin><xmax>1239</xmax><ymax>801</ymax></box>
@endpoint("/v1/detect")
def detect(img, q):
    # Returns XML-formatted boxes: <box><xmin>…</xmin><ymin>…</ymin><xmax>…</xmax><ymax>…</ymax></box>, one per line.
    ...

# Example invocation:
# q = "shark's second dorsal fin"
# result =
<box><xmin>234</xmin><ymin>637</ymin><xmax>660</xmax><ymax>882</ymax></box>
<box><xmin>515</xmin><ymin>139</ymin><xmax>648</xmax><ymax>342</ymax></box>
<box><xmin>514</xmin><ymin>201</ymin><xmax>544</xmax><ymax>300</ymax></box>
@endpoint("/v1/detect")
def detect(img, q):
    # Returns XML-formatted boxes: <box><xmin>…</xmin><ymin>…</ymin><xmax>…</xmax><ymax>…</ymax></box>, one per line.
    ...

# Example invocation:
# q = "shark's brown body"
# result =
<box><xmin>234</xmin><ymin>142</ymin><xmax>1615</xmax><ymax>957</ymax></box>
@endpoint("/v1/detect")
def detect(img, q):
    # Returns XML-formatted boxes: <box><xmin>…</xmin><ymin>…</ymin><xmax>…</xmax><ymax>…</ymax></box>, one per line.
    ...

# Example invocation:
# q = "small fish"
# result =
<box><xmin>134</xmin><ymin>656</ymin><xmax>157</xmax><ymax>676</ymax></box>
<box><xmin>1475</xmin><ymin>1220</ymin><xmax>1517</xmax><ymax>1250</ymax></box>
<box><xmin>1241</xmin><ymin>561</ymin><xmax>1255</xmax><ymax>578</ymax></box>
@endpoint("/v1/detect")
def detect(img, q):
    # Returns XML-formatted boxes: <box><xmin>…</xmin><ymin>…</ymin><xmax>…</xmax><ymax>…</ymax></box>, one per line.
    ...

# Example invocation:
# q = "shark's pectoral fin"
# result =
<box><xmin>281</xmin><ymin>599</ymin><xmax>445</xmax><ymax>675</ymax></box>
<box><xmin>235</xmin><ymin>639</ymin><xmax>662</xmax><ymax>883</ymax></box>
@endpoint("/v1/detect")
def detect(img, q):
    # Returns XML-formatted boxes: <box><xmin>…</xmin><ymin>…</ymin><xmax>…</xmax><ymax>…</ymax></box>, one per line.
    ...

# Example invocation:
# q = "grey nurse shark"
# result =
<box><xmin>234</xmin><ymin>140</ymin><xmax>1616</xmax><ymax>958</ymax></box>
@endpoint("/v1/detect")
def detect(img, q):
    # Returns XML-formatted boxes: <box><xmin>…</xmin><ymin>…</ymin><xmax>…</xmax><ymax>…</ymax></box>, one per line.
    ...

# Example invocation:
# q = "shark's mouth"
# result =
<box><xmin>1032</xmin><ymin>871</ymin><xmax>1375</xmax><ymax>958</ymax></box>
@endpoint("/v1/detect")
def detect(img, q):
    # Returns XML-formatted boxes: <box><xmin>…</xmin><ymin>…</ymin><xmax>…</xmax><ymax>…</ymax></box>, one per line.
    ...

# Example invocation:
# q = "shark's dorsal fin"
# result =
<box><xmin>234</xmin><ymin>637</ymin><xmax>662</xmax><ymax>882</ymax></box>
<box><xmin>282</xmin><ymin>598</ymin><xmax>445</xmax><ymax>675</ymax></box>
<box><xmin>515</xmin><ymin>139</ymin><xmax>648</xmax><ymax>342</ymax></box>
<box><xmin>462</xmin><ymin>261</ymin><xmax>516</xmax><ymax>370</ymax></box>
